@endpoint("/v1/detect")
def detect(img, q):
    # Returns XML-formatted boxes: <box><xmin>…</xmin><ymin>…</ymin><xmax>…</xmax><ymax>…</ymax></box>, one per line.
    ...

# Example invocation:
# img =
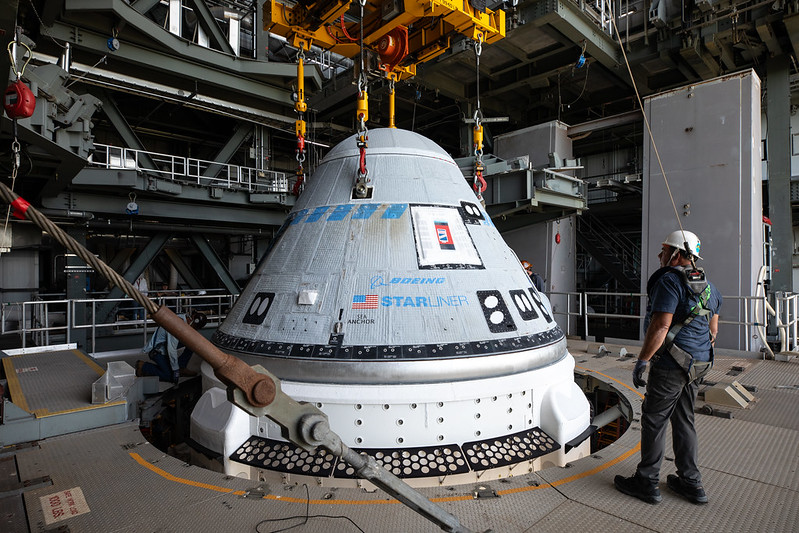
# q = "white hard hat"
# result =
<box><xmin>662</xmin><ymin>230</ymin><xmax>702</xmax><ymax>260</ymax></box>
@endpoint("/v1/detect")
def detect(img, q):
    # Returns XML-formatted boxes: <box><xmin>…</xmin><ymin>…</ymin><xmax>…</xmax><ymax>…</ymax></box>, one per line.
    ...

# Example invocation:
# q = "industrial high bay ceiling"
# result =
<box><xmin>4</xmin><ymin>0</ymin><xmax>799</xmax><ymax>164</ymax></box>
<box><xmin>1</xmin><ymin>0</ymin><xmax>798</xmax><ymax>299</ymax></box>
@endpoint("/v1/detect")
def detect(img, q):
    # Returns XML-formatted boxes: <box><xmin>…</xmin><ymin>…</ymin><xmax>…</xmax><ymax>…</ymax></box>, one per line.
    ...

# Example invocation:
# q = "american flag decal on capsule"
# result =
<box><xmin>352</xmin><ymin>294</ymin><xmax>379</xmax><ymax>309</ymax></box>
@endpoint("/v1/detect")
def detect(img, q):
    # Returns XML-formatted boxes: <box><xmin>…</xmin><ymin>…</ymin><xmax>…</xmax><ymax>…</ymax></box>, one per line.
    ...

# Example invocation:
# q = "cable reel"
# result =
<box><xmin>126</xmin><ymin>192</ymin><xmax>139</xmax><ymax>215</ymax></box>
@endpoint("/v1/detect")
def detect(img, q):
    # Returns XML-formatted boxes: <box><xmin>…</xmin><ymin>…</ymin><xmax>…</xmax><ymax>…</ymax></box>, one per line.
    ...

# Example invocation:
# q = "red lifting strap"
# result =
<box><xmin>11</xmin><ymin>197</ymin><xmax>30</xmax><ymax>219</ymax></box>
<box><xmin>359</xmin><ymin>146</ymin><xmax>367</xmax><ymax>176</ymax></box>
<box><xmin>292</xmin><ymin>174</ymin><xmax>304</xmax><ymax>196</ymax></box>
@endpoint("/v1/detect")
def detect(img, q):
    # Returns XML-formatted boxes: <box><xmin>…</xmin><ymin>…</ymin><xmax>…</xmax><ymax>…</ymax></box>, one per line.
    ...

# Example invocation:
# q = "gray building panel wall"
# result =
<box><xmin>642</xmin><ymin>71</ymin><xmax>764</xmax><ymax>351</ymax></box>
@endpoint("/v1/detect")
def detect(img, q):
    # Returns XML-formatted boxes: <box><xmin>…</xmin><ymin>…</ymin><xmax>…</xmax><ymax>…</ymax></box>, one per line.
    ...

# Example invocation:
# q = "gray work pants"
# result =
<box><xmin>636</xmin><ymin>362</ymin><xmax>702</xmax><ymax>487</ymax></box>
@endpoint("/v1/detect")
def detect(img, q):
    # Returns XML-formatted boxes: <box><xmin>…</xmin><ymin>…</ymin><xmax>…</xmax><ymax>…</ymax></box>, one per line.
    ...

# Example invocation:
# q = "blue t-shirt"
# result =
<box><xmin>644</xmin><ymin>269</ymin><xmax>722</xmax><ymax>364</ymax></box>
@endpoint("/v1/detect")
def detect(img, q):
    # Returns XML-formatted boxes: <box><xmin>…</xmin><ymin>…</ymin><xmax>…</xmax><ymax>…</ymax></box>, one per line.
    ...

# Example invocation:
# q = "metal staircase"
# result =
<box><xmin>576</xmin><ymin>212</ymin><xmax>641</xmax><ymax>292</ymax></box>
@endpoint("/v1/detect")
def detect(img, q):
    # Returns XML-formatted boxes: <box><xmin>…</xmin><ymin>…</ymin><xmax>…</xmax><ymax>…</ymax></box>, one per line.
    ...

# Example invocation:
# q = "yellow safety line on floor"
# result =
<box><xmin>576</xmin><ymin>365</ymin><xmax>645</xmax><ymax>399</ymax></box>
<box><xmin>130</xmin><ymin>452</ymin><xmax>399</xmax><ymax>505</ymax></box>
<box><xmin>33</xmin><ymin>399</ymin><xmax>127</xmax><ymax>418</ymax></box>
<box><xmin>2</xmin><ymin>356</ymin><xmax>31</xmax><ymax>412</ymax></box>
<box><xmin>128</xmin><ymin>362</ymin><xmax>645</xmax><ymax>506</ymax></box>
<box><xmin>496</xmin><ymin>443</ymin><xmax>641</xmax><ymax>497</ymax></box>
<box><xmin>72</xmin><ymin>349</ymin><xmax>106</xmax><ymax>376</ymax></box>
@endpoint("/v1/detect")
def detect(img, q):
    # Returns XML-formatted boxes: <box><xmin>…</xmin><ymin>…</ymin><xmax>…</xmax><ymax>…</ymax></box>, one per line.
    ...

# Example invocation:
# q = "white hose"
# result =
<box><xmin>754</xmin><ymin>265</ymin><xmax>776</xmax><ymax>359</ymax></box>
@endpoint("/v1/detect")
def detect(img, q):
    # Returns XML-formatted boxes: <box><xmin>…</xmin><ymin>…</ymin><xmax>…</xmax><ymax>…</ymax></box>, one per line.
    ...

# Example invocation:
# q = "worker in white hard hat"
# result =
<box><xmin>615</xmin><ymin>229</ymin><xmax>722</xmax><ymax>505</ymax></box>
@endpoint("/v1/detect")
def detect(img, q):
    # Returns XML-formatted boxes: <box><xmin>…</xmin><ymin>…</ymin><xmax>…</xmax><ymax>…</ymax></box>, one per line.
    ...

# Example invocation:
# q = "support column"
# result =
<box><xmin>767</xmin><ymin>56</ymin><xmax>793</xmax><ymax>344</ymax></box>
<box><xmin>203</xmin><ymin>121</ymin><xmax>254</xmax><ymax>179</ymax></box>
<box><xmin>98</xmin><ymin>233</ymin><xmax>170</xmax><ymax>322</ymax></box>
<box><xmin>186</xmin><ymin>0</ymin><xmax>236</xmax><ymax>55</ymax></box>
<box><xmin>66</xmin><ymin>226</ymin><xmax>88</xmax><ymax>351</ymax></box>
<box><xmin>190</xmin><ymin>234</ymin><xmax>240</xmax><ymax>295</ymax></box>
<box><xmin>255</xmin><ymin>1</ymin><xmax>269</xmax><ymax>61</ymax></box>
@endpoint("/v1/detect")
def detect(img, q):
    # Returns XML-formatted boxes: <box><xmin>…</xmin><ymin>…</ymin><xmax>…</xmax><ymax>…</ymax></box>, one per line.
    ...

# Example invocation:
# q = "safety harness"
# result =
<box><xmin>648</xmin><ymin>265</ymin><xmax>715</xmax><ymax>383</ymax></box>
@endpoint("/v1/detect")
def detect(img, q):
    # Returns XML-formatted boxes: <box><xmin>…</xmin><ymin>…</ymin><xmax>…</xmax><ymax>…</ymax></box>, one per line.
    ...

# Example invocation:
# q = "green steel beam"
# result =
<box><xmin>130</xmin><ymin>0</ymin><xmax>161</xmax><ymax>15</ymax></box>
<box><xmin>92</xmin><ymin>89</ymin><xmax>158</xmax><ymax>169</ymax></box>
<box><xmin>59</xmin><ymin>0</ymin><xmax>323</xmax><ymax>91</ymax></box>
<box><xmin>46</xmin><ymin>21</ymin><xmax>299</xmax><ymax>106</ymax></box>
<box><xmin>99</xmin><ymin>232</ymin><xmax>170</xmax><ymax>321</ymax></box>
<box><xmin>41</xmin><ymin>191</ymin><xmax>288</xmax><ymax>228</ymax></box>
<box><xmin>101</xmin><ymin>247</ymin><xmax>136</xmax><ymax>291</ymax></box>
<box><xmin>255</xmin><ymin>1</ymin><xmax>269</xmax><ymax>61</ymax></box>
<box><xmin>203</xmin><ymin>122</ymin><xmax>254</xmax><ymax>178</ymax></box>
<box><xmin>190</xmin><ymin>234</ymin><xmax>240</xmax><ymax>294</ymax></box>
<box><xmin>186</xmin><ymin>0</ymin><xmax>236</xmax><ymax>56</ymax></box>
<box><xmin>164</xmin><ymin>248</ymin><xmax>203</xmax><ymax>289</ymax></box>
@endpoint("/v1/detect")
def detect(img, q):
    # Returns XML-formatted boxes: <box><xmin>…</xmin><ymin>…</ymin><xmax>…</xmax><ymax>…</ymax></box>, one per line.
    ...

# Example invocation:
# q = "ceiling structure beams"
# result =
<box><xmin>520</xmin><ymin>0</ymin><xmax>622</xmax><ymax>81</ymax></box>
<box><xmin>185</xmin><ymin>0</ymin><xmax>237</xmax><ymax>56</ymax></box>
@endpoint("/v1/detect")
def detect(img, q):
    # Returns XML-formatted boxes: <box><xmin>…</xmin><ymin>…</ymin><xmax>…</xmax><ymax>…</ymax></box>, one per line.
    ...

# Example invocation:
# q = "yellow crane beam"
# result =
<box><xmin>265</xmin><ymin>0</ymin><xmax>505</xmax><ymax>78</ymax></box>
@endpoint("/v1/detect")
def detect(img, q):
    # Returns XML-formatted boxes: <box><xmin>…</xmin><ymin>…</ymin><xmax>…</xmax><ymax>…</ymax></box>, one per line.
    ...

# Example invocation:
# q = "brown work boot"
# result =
<box><xmin>135</xmin><ymin>360</ymin><xmax>145</xmax><ymax>377</ymax></box>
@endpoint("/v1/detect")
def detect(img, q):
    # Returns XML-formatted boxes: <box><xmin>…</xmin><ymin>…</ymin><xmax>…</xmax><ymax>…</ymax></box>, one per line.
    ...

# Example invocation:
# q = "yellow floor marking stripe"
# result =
<box><xmin>35</xmin><ymin>400</ymin><xmax>126</xmax><ymax>418</ymax></box>
<box><xmin>576</xmin><ymin>365</ymin><xmax>645</xmax><ymax>399</ymax></box>
<box><xmin>72</xmin><ymin>349</ymin><xmax>106</xmax><ymax>376</ymax></box>
<box><xmin>130</xmin><ymin>441</ymin><xmax>643</xmax><ymax>505</ymax></box>
<box><xmin>130</xmin><ymin>453</ymin><xmax>247</xmax><ymax>496</ymax></box>
<box><xmin>128</xmin><ymin>362</ymin><xmax>646</xmax><ymax>506</ymax></box>
<box><xmin>497</xmin><ymin>443</ymin><xmax>641</xmax><ymax>496</ymax></box>
<box><xmin>130</xmin><ymin>452</ymin><xmax>401</xmax><ymax>505</ymax></box>
<box><xmin>2</xmin><ymin>356</ymin><xmax>30</xmax><ymax>412</ymax></box>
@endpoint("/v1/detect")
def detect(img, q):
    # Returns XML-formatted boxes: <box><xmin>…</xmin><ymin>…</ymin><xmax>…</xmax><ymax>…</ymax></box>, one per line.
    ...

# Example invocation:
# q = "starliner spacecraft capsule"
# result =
<box><xmin>190</xmin><ymin>128</ymin><xmax>590</xmax><ymax>486</ymax></box>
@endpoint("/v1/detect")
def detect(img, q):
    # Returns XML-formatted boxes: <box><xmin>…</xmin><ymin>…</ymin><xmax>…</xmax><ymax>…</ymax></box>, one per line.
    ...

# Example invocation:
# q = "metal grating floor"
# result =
<box><xmin>2</xmin><ymin>349</ymin><xmax>106</xmax><ymax>416</ymax></box>
<box><xmin>5</xmin><ymin>340</ymin><xmax>798</xmax><ymax>532</ymax></box>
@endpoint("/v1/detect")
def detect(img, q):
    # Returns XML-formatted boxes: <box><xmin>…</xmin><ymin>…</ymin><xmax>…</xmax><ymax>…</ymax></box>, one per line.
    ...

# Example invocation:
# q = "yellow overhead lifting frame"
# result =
<box><xmin>265</xmin><ymin>0</ymin><xmax>505</xmax><ymax>80</ymax></box>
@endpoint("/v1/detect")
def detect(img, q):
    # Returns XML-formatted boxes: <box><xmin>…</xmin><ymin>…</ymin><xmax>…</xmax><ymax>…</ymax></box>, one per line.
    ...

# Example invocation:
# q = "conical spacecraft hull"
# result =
<box><xmin>191</xmin><ymin>129</ymin><xmax>590</xmax><ymax>485</ymax></box>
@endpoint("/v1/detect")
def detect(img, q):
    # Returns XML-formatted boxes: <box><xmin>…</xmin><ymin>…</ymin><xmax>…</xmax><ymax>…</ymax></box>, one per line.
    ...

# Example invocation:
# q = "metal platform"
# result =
<box><xmin>2</xmin><ymin>339</ymin><xmax>798</xmax><ymax>532</ymax></box>
<box><xmin>1</xmin><ymin>345</ymin><xmax>129</xmax><ymax>445</ymax></box>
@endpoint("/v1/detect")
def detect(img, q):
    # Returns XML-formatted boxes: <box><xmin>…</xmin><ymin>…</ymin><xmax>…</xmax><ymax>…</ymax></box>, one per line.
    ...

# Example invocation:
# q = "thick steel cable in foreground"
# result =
<box><xmin>0</xmin><ymin>180</ymin><xmax>272</xmax><ymax>406</ymax></box>
<box><xmin>0</xmin><ymin>179</ymin><xmax>476</xmax><ymax>533</ymax></box>
<box><xmin>0</xmin><ymin>181</ymin><xmax>157</xmax><ymax>314</ymax></box>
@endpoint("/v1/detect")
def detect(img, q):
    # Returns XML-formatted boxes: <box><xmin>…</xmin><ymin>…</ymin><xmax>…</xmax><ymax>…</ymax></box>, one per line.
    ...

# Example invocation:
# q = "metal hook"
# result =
<box><xmin>7</xmin><ymin>40</ymin><xmax>33</xmax><ymax>79</ymax></box>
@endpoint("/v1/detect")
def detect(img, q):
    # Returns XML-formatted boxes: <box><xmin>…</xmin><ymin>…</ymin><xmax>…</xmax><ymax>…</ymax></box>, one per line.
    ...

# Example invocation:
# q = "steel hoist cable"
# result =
<box><xmin>472</xmin><ymin>35</ymin><xmax>486</xmax><ymax>201</ymax></box>
<box><xmin>293</xmin><ymin>47</ymin><xmax>308</xmax><ymax>196</ymax></box>
<box><xmin>354</xmin><ymin>0</ymin><xmax>370</xmax><ymax>197</ymax></box>
<box><xmin>608</xmin><ymin>8</ymin><xmax>694</xmax><ymax>262</ymax></box>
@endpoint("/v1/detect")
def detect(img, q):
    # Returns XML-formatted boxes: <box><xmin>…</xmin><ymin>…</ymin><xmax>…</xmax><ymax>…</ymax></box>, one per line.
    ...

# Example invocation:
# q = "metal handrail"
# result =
<box><xmin>89</xmin><ymin>144</ymin><xmax>289</xmax><ymax>194</ymax></box>
<box><xmin>1</xmin><ymin>290</ymin><xmax>787</xmax><ymax>355</ymax></box>
<box><xmin>547</xmin><ymin>290</ymin><xmax>776</xmax><ymax>354</ymax></box>
<box><xmin>1</xmin><ymin>293</ymin><xmax>237</xmax><ymax>353</ymax></box>
<box><xmin>775</xmin><ymin>292</ymin><xmax>799</xmax><ymax>352</ymax></box>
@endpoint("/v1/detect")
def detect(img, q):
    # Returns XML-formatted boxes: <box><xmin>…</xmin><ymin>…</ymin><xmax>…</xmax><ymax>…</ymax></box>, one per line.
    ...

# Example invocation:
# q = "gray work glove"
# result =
<box><xmin>632</xmin><ymin>359</ymin><xmax>648</xmax><ymax>388</ymax></box>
